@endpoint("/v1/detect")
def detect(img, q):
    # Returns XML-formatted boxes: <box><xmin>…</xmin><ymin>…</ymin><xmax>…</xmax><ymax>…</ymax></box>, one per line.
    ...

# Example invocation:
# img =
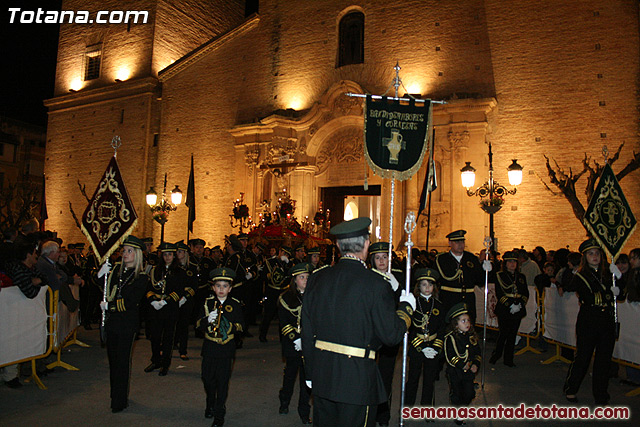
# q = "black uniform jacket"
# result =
<box><xmin>189</xmin><ymin>255</ymin><xmax>215</xmax><ymax>290</ymax></box>
<box><xmin>494</xmin><ymin>270</ymin><xmax>529</xmax><ymax>318</ymax></box>
<box><xmin>196</xmin><ymin>295</ymin><xmax>245</xmax><ymax>358</ymax></box>
<box><xmin>147</xmin><ymin>264</ymin><xmax>188</xmax><ymax>310</ymax></box>
<box><xmin>409</xmin><ymin>295</ymin><xmax>446</xmax><ymax>354</ymax></box>
<box><xmin>278</xmin><ymin>287</ymin><xmax>303</xmax><ymax>359</ymax></box>
<box><xmin>178</xmin><ymin>262</ymin><xmax>198</xmax><ymax>301</ymax></box>
<box><xmin>443</xmin><ymin>330</ymin><xmax>482</xmax><ymax>370</ymax></box>
<box><xmin>435</xmin><ymin>251</ymin><xmax>483</xmax><ymax>292</ymax></box>
<box><xmin>571</xmin><ymin>267</ymin><xmax>615</xmax><ymax>316</ymax></box>
<box><xmin>105</xmin><ymin>264</ymin><xmax>148</xmax><ymax>332</ymax></box>
<box><xmin>265</xmin><ymin>257</ymin><xmax>290</xmax><ymax>291</ymax></box>
<box><xmin>301</xmin><ymin>257</ymin><xmax>413</xmax><ymax>406</ymax></box>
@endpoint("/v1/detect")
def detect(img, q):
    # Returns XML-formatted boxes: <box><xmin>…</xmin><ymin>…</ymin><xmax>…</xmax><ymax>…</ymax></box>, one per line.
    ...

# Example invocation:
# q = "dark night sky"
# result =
<box><xmin>1</xmin><ymin>1</ymin><xmax>63</xmax><ymax>127</ymax></box>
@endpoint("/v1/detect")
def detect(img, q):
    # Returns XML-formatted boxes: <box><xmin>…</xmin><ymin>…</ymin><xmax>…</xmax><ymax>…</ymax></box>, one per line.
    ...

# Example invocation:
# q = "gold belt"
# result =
<box><xmin>440</xmin><ymin>286</ymin><xmax>475</xmax><ymax>293</ymax></box>
<box><xmin>315</xmin><ymin>340</ymin><xmax>376</xmax><ymax>360</ymax></box>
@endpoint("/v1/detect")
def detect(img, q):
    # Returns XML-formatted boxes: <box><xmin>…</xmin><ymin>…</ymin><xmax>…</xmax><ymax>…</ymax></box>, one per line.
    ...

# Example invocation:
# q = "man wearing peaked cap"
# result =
<box><xmin>260</xmin><ymin>244</ymin><xmax>293</xmax><ymax>342</ymax></box>
<box><xmin>225</xmin><ymin>234</ymin><xmax>257</xmax><ymax>345</ymax></box>
<box><xmin>435</xmin><ymin>230</ymin><xmax>485</xmax><ymax>323</ymax></box>
<box><xmin>173</xmin><ymin>240</ymin><xmax>198</xmax><ymax>360</ymax></box>
<box><xmin>301</xmin><ymin>217</ymin><xmax>416</xmax><ymax>426</ymax></box>
<box><xmin>189</xmin><ymin>238</ymin><xmax>215</xmax><ymax>337</ymax></box>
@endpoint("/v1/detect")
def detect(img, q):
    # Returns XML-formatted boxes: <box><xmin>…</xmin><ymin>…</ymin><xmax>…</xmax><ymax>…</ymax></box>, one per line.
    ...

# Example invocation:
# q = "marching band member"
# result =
<box><xmin>260</xmin><ymin>245</ymin><xmax>292</xmax><ymax>342</ymax></box>
<box><xmin>174</xmin><ymin>240</ymin><xmax>197</xmax><ymax>360</ymax></box>
<box><xmin>197</xmin><ymin>267</ymin><xmax>245</xmax><ymax>426</ymax></box>
<box><xmin>100</xmin><ymin>236</ymin><xmax>148</xmax><ymax>413</ymax></box>
<box><xmin>277</xmin><ymin>262</ymin><xmax>312</xmax><ymax>424</ymax></box>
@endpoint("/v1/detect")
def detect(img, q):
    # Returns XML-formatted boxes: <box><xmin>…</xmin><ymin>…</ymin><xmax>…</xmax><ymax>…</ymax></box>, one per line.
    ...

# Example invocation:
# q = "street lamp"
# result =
<box><xmin>460</xmin><ymin>142</ymin><xmax>523</xmax><ymax>251</ymax></box>
<box><xmin>146</xmin><ymin>173</ymin><xmax>183</xmax><ymax>243</ymax></box>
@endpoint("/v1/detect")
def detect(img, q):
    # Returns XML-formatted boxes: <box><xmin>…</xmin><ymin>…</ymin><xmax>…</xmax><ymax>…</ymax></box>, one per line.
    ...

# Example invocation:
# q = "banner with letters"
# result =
<box><xmin>364</xmin><ymin>95</ymin><xmax>432</xmax><ymax>181</ymax></box>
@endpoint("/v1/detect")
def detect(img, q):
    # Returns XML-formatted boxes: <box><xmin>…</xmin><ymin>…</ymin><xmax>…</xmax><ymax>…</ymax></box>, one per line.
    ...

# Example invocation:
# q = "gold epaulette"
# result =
<box><xmin>169</xmin><ymin>292</ymin><xmax>180</xmax><ymax>301</ymax></box>
<box><xmin>312</xmin><ymin>264</ymin><xmax>329</xmax><ymax>273</ymax></box>
<box><xmin>186</xmin><ymin>287</ymin><xmax>195</xmax><ymax>297</ymax></box>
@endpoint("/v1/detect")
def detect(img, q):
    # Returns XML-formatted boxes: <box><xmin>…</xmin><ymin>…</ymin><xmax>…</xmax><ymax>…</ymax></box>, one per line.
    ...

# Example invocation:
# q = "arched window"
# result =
<box><xmin>338</xmin><ymin>11</ymin><xmax>364</xmax><ymax>67</ymax></box>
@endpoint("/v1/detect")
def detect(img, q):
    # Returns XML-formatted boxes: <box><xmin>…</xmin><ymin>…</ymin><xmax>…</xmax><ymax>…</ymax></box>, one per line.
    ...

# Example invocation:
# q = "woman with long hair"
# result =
<box><xmin>489</xmin><ymin>251</ymin><xmax>529</xmax><ymax>367</ymax></box>
<box><xmin>563</xmin><ymin>239</ymin><xmax>621</xmax><ymax>404</ymax></box>
<box><xmin>100</xmin><ymin>235</ymin><xmax>149</xmax><ymax>413</ymax></box>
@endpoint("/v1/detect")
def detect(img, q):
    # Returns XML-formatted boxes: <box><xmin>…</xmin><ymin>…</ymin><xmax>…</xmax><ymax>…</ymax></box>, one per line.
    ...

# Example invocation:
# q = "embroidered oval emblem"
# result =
<box><xmin>469</xmin><ymin>335</ymin><xmax>478</xmax><ymax>346</ymax></box>
<box><xmin>187</xmin><ymin>271</ymin><xmax>194</xmax><ymax>276</ymax></box>
<box><xmin>432</xmin><ymin>308</ymin><xmax>440</xmax><ymax>316</ymax></box>
<box><xmin>225</xmin><ymin>305</ymin><xmax>233</xmax><ymax>312</ymax></box>
<box><xmin>466</xmin><ymin>261</ymin><xmax>474</xmax><ymax>268</ymax></box>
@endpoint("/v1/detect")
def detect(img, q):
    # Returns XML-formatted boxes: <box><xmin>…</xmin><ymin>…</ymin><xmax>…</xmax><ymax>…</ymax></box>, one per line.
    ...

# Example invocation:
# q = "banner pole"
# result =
<box><xmin>481</xmin><ymin>236</ymin><xmax>491</xmax><ymax>388</ymax></box>
<box><xmin>399</xmin><ymin>212</ymin><xmax>416</xmax><ymax>427</ymax></box>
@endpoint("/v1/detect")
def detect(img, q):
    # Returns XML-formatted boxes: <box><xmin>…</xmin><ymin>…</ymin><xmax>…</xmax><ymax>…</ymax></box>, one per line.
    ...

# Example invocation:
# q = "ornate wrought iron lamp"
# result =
<box><xmin>146</xmin><ymin>173</ymin><xmax>182</xmax><ymax>243</ymax></box>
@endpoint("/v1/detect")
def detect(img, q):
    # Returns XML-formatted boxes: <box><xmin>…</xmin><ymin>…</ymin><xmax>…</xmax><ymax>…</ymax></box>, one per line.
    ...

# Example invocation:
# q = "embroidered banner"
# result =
<box><xmin>583</xmin><ymin>163</ymin><xmax>636</xmax><ymax>261</ymax></box>
<box><xmin>364</xmin><ymin>95</ymin><xmax>432</xmax><ymax>181</ymax></box>
<box><xmin>81</xmin><ymin>156</ymin><xmax>138</xmax><ymax>265</ymax></box>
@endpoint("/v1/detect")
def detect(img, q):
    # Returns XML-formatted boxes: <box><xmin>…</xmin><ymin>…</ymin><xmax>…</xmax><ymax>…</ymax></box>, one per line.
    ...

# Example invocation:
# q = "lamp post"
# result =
<box><xmin>146</xmin><ymin>172</ymin><xmax>183</xmax><ymax>243</ymax></box>
<box><xmin>460</xmin><ymin>142</ymin><xmax>523</xmax><ymax>251</ymax></box>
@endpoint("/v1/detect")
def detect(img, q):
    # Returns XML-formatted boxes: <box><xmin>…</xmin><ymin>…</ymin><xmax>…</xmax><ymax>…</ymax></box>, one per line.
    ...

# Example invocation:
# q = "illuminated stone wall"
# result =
<box><xmin>46</xmin><ymin>0</ymin><xmax>640</xmax><ymax>253</ymax></box>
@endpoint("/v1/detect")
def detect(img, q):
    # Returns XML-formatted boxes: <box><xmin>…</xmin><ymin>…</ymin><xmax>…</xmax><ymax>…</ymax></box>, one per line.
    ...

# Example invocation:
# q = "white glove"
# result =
<box><xmin>509</xmin><ymin>303</ymin><xmax>521</xmax><ymax>314</ymax></box>
<box><xmin>151</xmin><ymin>301</ymin><xmax>163</xmax><ymax>310</ymax></box>
<box><xmin>612</xmin><ymin>286</ymin><xmax>620</xmax><ymax>297</ymax></box>
<box><xmin>208</xmin><ymin>310</ymin><xmax>219</xmax><ymax>324</ymax></box>
<box><xmin>422</xmin><ymin>347</ymin><xmax>438</xmax><ymax>359</ymax></box>
<box><xmin>179</xmin><ymin>297</ymin><xmax>187</xmax><ymax>307</ymax></box>
<box><xmin>399</xmin><ymin>290</ymin><xmax>416</xmax><ymax>311</ymax></box>
<box><xmin>245</xmin><ymin>272</ymin><xmax>253</xmax><ymax>280</ymax></box>
<box><xmin>305</xmin><ymin>380</ymin><xmax>312</xmax><ymax>389</ymax></box>
<box><xmin>482</xmin><ymin>260</ymin><xmax>492</xmax><ymax>272</ymax></box>
<box><xmin>159</xmin><ymin>300</ymin><xmax>167</xmax><ymax>308</ymax></box>
<box><xmin>100</xmin><ymin>301</ymin><xmax>108</xmax><ymax>311</ymax></box>
<box><xmin>280</xmin><ymin>255</ymin><xmax>289</xmax><ymax>263</ymax></box>
<box><xmin>386</xmin><ymin>273</ymin><xmax>400</xmax><ymax>292</ymax></box>
<box><xmin>609</xmin><ymin>263</ymin><xmax>622</xmax><ymax>280</ymax></box>
<box><xmin>293</xmin><ymin>338</ymin><xmax>302</xmax><ymax>352</ymax></box>
<box><xmin>97</xmin><ymin>261</ymin><xmax>111</xmax><ymax>278</ymax></box>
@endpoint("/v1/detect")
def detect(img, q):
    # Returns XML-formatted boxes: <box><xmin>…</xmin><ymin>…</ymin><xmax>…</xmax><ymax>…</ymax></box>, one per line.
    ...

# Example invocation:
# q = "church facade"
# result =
<box><xmin>44</xmin><ymin>0</ymin><xmax>640</xmax><ymax>253</ymax></box>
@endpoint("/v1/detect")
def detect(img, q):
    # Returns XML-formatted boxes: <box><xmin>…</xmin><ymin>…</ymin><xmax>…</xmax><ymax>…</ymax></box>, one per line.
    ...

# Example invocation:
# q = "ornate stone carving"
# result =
<box><xmin>316</xmin><ymin>127</ymin><xmax>363</xmax><ymax>172</ymax></box>
<box><xmin>447</xmin><ymin>130</ymin><xmax>470</xmax><ymax>149</ymax></box>
<box><xmin>334</xmin><ymin>93</ymin><xmax>362</xmax><ymax>116</ymax></box>
<box><xmin>245</xmin><ymin>146</ymin><xmax>260</xmax><ymax>176</ymax></box>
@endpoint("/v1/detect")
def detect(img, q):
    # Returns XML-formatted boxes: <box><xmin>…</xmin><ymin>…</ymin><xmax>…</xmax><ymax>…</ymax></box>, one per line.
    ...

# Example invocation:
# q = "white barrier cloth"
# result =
<box><xmin>0</xmin><ymin>286</ymin><xmax>48</xmax><ymax>366</ymax></box>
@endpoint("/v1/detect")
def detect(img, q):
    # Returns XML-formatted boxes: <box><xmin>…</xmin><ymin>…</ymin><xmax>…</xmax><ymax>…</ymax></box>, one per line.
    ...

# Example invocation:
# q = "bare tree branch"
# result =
<box><xmin>77</xmin><ymin>180</ymin><xmax>90</xmax><ymax>203</ymax></box>
<box><xmin>69</xmin><ymin>202</ymin><xmax>82</xmax><ymax>230</ymax></box>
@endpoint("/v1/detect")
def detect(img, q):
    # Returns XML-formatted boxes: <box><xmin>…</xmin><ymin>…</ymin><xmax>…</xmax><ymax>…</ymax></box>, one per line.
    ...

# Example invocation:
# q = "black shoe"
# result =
<box><xmin>565</xmin><ymin>394</ymin><xmax>578</xmax><ymax>403</ymax></box>
<box><xmin>489</xmin><ymin>355</ymin><xmax>498</xmax><ymax>365</ymax></box>
<box><xmin>158</xmin><ymin>368</ymin><xmax>168</xmax><ymax>376</ymax></box>
<box><xmin>5</xmin><ymin>378</ymin><xmax>22</xmax><ymax>389</ymax></box>
<box><xmin>259</xmin><ymin>336</ymin><xmax>268</xmax><ymax>343</ymax></box>
<box><xmin>205</xmin><ymin>408</ymin><xmax>214</xmax><ymax>418</ymax></box>
<box><xmin>180</xmin><ymin>354</ymin><xmax>189</xmax><ymax>361</ymax></box>
<box><xmin>212</xmin><ymin>417</ymin><xmax>224</xmax><ymax>426</ymax></box>
<box><xmin>504</xmin><ymin>362</ymin><xmax>516</xmax><ymax>367</ymax></box>
<box><xmin>454</xmin><ymin>419</ymin><xmax>466</xmax><ymax>425</ymax></box>
<box><xmin>144</xmin><ymin>363</ymin><xmax>159</xmax><ymax>373</ymax></box>
<box><xmin>279</xmin><ymin>404</ymin><xmax>289</xmax><ymax>415</ymax></box>
<box><xmin>111</xmin><ymin>403</ymin><xmax>128</xmax><ymax>413</ymax></box>
<box><xmin>301</xmin><ymin>417</ymin><xmax>312</xmax><ymax>424</ymax></box>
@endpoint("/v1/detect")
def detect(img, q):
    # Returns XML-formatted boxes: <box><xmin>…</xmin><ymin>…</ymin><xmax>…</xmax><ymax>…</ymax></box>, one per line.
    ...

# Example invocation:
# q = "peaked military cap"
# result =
<box><xmin>175</xmin><ymin>240</ymin><xmax>189</xmax><ymax>251</ymax></box>
<box><xmin>142</xmin><ymin>237</ymin><xmax>153</xmax><ymax>244</ymax></box>
<box><xmin>290</xmin><ymin>262</ymin><xmax>312</xmax><ymax>277</ymax></box>
<box><xmin>280</xmin><ymin>246</ymin><xmax>293</xmax><ymax>256</ymax></box>
<box><xmin>209</xmin><ymin>267</ymin><xmax>236</xmax><ymax>283</ymax></box>
<box><xmin>188</xmin><ymin>238</ymin><xmax>205</xmax><ymax>246</ymax></box>
<box><xmin>255</xmin><ymin>242</ymin><xmax>266</xmax><ymax>252</ymax></box>
<box><xmin>369</xmin><ymin>241</ymin><xmax>390</xmax><ymax>255</ymax></box>
<box><xmin>415</xmin><ymin>267</ymin><xmax>440</xmax><ymax>283</ymax></box>
<box><xmin>212</xmin><ymin>245</ymin><xmax>222</xmax><ymax>251</ymax></box>
<box><xmin>579</xmin><ymin>239</ymin><xmax>600</xmax><ymax>254</ymax></box>
<box><xmin>237</xmin><ymin>233</ymin><xmax>249</xmax><ymax>241</ymax></box>
<box><xmin>330</xmin><ymin>217</ymin><xmax>371</xmax><ymax>239</ymax></box>
<box><xmin>307</xmin><ymin>246</ymin><xmax>320</xmax><ymax>254</ymax></box>
<box><xmin>67</xmin><ymin>243</ymin><xmax>76</xmax><ymax>249</ymax></box>
<box><xmin>228</xmin><ymin>234</ymin><xmax>243</xmax><ymax>251</ymax></box>
<box><xmin>158</xmin><ymin>242</ymin><xmax>177</xmax><ymax>252</ymax></box>
<box><xmin>294</xmin><ymin>244</ymin><xmax>306</xmax><ymax>252</ymax></box>
<box><xmin>123</xmin><ymin>235</ymin><xmax>145</xmax><ymax>251</ymax></box>
<box><xmin>446</xmin><ymin>230</ymin><xmax>467</xmax><ymax>241</ymax></box>
<box><xmin>502</xmin><ymin>251</ymin><xmax>518</xmax><ymax>261</ymax></box>
<box><xmin>445</xmin><ymin>302</ymin><xmax>469</xmax><ymax>323</ymax></box>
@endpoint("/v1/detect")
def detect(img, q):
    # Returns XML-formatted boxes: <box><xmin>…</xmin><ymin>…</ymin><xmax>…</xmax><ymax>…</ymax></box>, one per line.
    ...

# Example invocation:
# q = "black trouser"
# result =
<box><xmin>492</xmin><ymin>312</ymin><xmax>522</xmax><ymax>365</ymax></box>
<box><xmin>563</xmin><ymin>307</ymin><xmax>616</xmax><ymax>403</ymax></box>
<box><xmin>446</xmin><ymin>365</ymin><xmax>476</xmax><ymax>406</ymax></box>
<box><xmin>174</xmin><ymin>299</ymin><xmax>194</xmax><ymax>355</ymax></box>
<box><xmin>259</xmin><ymin>287</ymin><xmax>280</xmax><ymax>339</ymax></box>
<box><xmin>376</xmin><ymin>343</ymin><xmax>399</xmax><ymax>423</ymax></box>
<box><xmin>201</xmin><ymin>355</ymin><xmax>233</xmax><ymax>421</ymax></box>
<box><xmin>440</xmin><ymin>290</ymin><xmax>477</xmax><ymax>324</ymax></box>
<box><xmin>80</xmin><ymin>283</ymin><xmax>100</xmax><ymax>325</ymax></box>
<box><xmin>106</xmin><ymin>326</ymin><xmax>136</xmax><ymax>410</ymax></box>
<box><xmin>405</xmin><ymin>350</ymin><xmax>440</xmax><ymax>407</ymax></box>
<box><xmin>148</xmin><ymin>305</ymin><xmax>178</xmax><ymax>369</ymax></box>
<box><xmin>313</xmin><ymin>396</ymin><xmax>376</xmax><ymax>427</ymax></box>
<box><xmin>279</xmin><ymin>354</ymin><xmax>311</xmax><ymax>419</ymax></box>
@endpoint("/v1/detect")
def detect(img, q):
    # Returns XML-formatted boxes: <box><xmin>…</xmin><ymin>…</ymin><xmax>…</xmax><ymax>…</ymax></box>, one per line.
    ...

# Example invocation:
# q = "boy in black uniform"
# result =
<box><xmin>278</xmin><ymin>262</ymin><xmax>312</xmax><ymax>424</ymax></box>
<box><xmin>197</xmin><ymin>267</ymin><xmax>245</xmax><ymax>427</ymax></box>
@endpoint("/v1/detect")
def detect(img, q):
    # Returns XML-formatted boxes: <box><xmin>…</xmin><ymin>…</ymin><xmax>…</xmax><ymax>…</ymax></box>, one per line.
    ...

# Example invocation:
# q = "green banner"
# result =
<box><xmin>364</xmin><ymin>96</ymin><xmax>431</xmax><ymax>181</ymax></box>
<box><xmin>583</xmin><ymin>163</ymin><xmax>636</xmax><ymax>260</ymax></box>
